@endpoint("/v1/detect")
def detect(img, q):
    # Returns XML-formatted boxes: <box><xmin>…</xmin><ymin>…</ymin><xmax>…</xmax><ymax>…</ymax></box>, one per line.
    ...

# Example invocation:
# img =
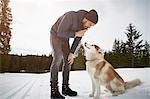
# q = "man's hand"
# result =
<box><xmin>68</xmin><ymin>53</ymin><xmax>74</xmax><ymax>65</ymax></box>
<box><xmin>75</xmin><ymin>29</ymin><xmax>87</xmax><ymax>37</ymax></box>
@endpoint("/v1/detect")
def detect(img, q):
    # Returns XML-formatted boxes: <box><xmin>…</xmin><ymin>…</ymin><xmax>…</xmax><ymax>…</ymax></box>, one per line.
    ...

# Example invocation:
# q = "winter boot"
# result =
<box><xmin>51</xmin><ymin>85</ymin><xmax>65</xmax><ymax>99</ymax></box>
<box><xmin>62</xmin><ymin>84</ymin><xmax>77</xmax><ymax>96</ymax></box>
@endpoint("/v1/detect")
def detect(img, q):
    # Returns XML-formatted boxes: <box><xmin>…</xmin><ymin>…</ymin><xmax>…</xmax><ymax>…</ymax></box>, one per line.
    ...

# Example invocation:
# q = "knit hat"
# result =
<box><xmin>85</xmin><ymin>9</ymin><xmax>98</xmax><ymax>24</ymax></box>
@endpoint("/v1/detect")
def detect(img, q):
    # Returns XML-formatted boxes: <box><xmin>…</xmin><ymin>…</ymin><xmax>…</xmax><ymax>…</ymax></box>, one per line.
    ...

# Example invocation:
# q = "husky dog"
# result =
<box><xmin>82</xmin><ymin>42</ymin><xmax>141</xmax><ymax>99</ymax></box>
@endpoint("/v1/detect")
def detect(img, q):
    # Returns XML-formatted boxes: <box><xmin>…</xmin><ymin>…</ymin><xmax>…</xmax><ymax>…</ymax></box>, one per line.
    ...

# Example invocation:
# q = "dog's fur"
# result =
<box><xmin>81</xmin><ymin>43</ymin><xmax>141</xmax><ymax>99</ymax></box>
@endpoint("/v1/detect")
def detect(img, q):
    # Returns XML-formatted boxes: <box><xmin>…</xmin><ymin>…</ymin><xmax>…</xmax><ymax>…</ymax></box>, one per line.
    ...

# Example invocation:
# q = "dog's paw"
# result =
<box><xmin>112</xmin><ymin>92</ymin><xmax>118</xmax><ymax>96</ymax></box>
<box><xmin>93</xmin><ymin>96</ymin><xmax>100</xmax><ymax>99</ymax></box>
<box><xmin>89</xmin><ymin>93</ymin><xmax>94</xmax><ymax>97</ymax></box>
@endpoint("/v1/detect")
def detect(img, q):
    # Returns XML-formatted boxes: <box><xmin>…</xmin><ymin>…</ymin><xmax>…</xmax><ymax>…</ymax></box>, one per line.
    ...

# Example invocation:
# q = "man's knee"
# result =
<box><xmin>50</xmin><ymin>55</ymin><xmax>62</xmax><ymax>69</ymax></box>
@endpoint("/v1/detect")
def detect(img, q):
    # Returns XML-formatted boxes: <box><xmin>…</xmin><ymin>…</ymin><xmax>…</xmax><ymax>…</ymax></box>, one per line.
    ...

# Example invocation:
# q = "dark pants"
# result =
<box><xmin>50</xmin><ymin>34</ymin><xmax>71</xmax><ymax>86</ymax></box>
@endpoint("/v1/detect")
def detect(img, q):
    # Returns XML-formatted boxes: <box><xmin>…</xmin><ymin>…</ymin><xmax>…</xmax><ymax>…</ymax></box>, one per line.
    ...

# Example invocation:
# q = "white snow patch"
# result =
<box><xmin>0</xmin><ymin>68</ymin><xmax>150</xmax><ymax>99</ymax></box>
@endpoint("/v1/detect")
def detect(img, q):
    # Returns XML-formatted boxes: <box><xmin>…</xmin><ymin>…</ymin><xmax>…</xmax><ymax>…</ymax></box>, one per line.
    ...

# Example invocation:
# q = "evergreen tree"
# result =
<box><xmin>112</xmin><ymin>39</ymin><xmax>121</xmax><ymax>53</ymax></box>
<box><xmin>112</xmin><ymin>39</ymin><xmax>127</xmax><ymax>54</ymax></box>
<box><xmin>140</xmin><ymin>41</ymin><xmax>150</xmax><ymax>66</ymax></box>
<box><xmin>124</xmin><ymin>23</ymin><xmax>144</xmax><ymax>67</ymax></box>
<box><xmin>0</xmin><ymin>0</ymin><xmax>12</xmax><ymax>54</ymax></box>
<box><xmin>143</xmin><ymin>41</ymin><xmax>150</xmax><ymax>57</ymax></box>
<box><xmin>72</xmin><ymin>50</ymin><xmax>86</xmax><ymax>70</ymax></box>
<box><xmin>120</xmin><ymin>41</ymin><xmax>127</xmax><ymax>53</ymax></box>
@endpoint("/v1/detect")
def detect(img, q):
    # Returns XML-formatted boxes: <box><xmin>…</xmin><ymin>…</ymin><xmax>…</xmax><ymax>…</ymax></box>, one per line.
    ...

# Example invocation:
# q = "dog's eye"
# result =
<box><xmin>98</xmin><ymin>52</ymin><xmax>101</xmax><ymax>54</ymax></box>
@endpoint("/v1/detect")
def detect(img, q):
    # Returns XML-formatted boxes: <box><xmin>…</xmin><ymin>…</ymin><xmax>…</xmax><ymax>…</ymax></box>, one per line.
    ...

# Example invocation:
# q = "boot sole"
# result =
<box><xmin>62</xmin><ymin>93</ymin><xmax>77</xmax><ymax>96</ymax></box>
<box><xmin>51</xmin><ymin>97</ymin><xmax>65</xmax><ymax>99</ymax></box>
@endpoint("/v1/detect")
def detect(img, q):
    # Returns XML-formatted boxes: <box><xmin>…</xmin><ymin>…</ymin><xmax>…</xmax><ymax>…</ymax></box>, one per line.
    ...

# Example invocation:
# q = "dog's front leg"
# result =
<box><xmin>94</xmin><ymin>79</ymin><xmax>101</xmax><ymax>99</ymax></box>
<box><xmin>89</xmin><ymin>78</ymin><xmax>96</xmax><ymax>97</ymax></box>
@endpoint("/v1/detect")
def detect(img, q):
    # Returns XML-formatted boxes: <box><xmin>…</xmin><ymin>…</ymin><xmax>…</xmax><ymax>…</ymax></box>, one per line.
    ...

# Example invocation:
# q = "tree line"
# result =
<box><xmin>0</xmin><ymin>54</ymin><xmax>51</xmax><ymax>73</ymax></box>
<box><xmin>0</xmin><ymin>53</ymin><xmax>85</xmax><ymax>73</ymax></box>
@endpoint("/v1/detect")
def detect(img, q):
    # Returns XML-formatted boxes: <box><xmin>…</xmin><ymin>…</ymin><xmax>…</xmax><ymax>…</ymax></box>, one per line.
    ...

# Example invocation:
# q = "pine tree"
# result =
<box><xmin>0</xmin><ymin>0</ymin><xmax>12</xmax><ymax>54</ymax></box>
<box><xmin>112</xmin><ymin>39</ymin><xmax>121</xmax><ymax>53</ymax></box>
<box><xmin>112</xmin><ymin>39</ymin><xmax>127</xmax><ymax>54</ymax></box>
<box><xmin>139</xmin><ymin>41</ymin><xmax>150</xmax><ymax>67</ymax></box>
<box><xmin>143</xmin><ymin>41</ymin><xmax>150</xmax><ymax>57</ymax></box>
<box><xmin>120</xmin><ymin>40</ymin><xmax>127</xmax><ymax>53</ymax></box>
<box><xmin>125</xmin><ymin>23</ymin><xmax>144</xmax><ymax>67</ymax></box>
<box><xmin>111</xmin><ymin>39</ymin><xmax>129</xmax><ymax>67</ymax></box>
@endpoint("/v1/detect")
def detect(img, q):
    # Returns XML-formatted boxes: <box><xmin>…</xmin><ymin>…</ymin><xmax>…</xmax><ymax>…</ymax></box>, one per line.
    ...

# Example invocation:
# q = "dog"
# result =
<box><xmin>81</xmin><ymin>42</ymin><xmax>141</xmax><ymax>99</ymax></box>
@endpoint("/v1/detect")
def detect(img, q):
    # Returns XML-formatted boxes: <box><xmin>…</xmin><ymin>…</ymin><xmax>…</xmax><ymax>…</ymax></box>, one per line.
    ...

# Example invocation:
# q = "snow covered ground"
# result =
<box><xmin>0</xmin><ymin>68</ymin><xmax>150</xmax><ymax>99</ymax></box>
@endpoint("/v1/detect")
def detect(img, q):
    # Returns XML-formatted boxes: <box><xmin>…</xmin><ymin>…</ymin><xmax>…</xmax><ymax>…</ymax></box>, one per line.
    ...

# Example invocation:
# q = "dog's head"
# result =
<box><xmin>81</xmin><ymin>42</ymin><xmax>104</xmax><ymax>60</ymax></box>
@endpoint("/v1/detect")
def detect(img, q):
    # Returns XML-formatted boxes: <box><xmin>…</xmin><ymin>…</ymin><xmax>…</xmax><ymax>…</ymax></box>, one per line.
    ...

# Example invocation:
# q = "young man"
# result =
<box><xmin>50</xmin><ymin>9</ymin><xmax>98</xmax><ymax>98</ymax></box>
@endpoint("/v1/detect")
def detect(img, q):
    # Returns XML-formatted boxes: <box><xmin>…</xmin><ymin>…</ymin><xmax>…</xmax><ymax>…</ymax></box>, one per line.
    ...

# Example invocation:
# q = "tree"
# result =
<box><xmin>143</xmin><ymin>41</ymin><xmax>150</xmax><ymax>57</ymax></box>
<box><xmin>112</xmin><ymin>39</ymin><xmax>121</xmax><ymax>53</ymax></box>
<box><xmin>124</xmin><ymin>23</ymin><xmax>144</xmax><ymax>67</ymax></box>
<box><xmin>72</xmin><ymin>50</ymin><xmax>86</xmax><ymax>70</ymax></box>
<box><xmin>111</xmin><ymin>39</ymin><xmax>129</xmax><ymax>67</ymax></box>
<box><xmin>140</xmin><ymin>41</ymin><xmax>150</xmax><ymax>66</ymax></box>
<box><xmin>0</xmin><ymin>0</ymin><xmax>12</xmax><ymax>54</ymax></box>
<box><xmin>112</xmin><ymin>38</ymin><xmax>129</xmax><ymax>54</ymax></box>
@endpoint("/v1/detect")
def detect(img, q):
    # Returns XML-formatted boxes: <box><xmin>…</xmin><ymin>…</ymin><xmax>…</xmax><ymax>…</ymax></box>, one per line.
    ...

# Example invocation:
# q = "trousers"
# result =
<box><xmin>50</xmin><ymin>34</ymin><xmax>71</xmax><ymax>86</ymax></box>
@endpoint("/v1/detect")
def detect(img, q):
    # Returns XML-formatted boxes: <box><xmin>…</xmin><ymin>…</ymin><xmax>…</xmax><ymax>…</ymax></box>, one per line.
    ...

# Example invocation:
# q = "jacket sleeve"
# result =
<box><xmin>70</xmin><ymin>37</ymin><xmax>82</xmax><ymax>54</ymax></box>
<box><xmin>56</xmin><ymin>13</ymin><xmax>75</xmax><ymax>38</ymax></box>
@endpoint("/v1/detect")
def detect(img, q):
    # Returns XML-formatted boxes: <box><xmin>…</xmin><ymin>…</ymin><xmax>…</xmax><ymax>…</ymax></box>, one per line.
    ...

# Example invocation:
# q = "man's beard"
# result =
<box><xmin>82</xmin><ymin>21</ymin><xmax>88</xmax><ymax>29</ymax></box>
<box><xmin>83</xmin><ymin>25</ymin><xmax>88</xmax><ymax>29</ymax></box>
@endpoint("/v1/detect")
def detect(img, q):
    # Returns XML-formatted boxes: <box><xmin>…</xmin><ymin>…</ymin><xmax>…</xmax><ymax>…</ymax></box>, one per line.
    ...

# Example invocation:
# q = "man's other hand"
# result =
<box><xmin>75</xmin><ymin>29</ymin><xmax>87</xmax><ymax>37</ymax></box>
<box><xmin>68</xmin><ymin>53</ymin><xmax>74</xmax><ymax>65</ymax></box>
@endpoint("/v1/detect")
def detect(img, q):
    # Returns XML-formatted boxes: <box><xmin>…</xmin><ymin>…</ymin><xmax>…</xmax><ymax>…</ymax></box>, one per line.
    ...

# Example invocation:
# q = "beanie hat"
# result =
<box><xmin>85</xmin><ymin>9</ymin><xmax>98</xmax><ymax>24</ymax></box>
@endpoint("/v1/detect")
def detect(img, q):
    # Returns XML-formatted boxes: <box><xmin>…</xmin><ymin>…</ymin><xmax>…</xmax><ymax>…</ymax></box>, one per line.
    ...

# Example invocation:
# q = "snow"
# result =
<box><xmin>0</xmin><ymin>68</ymin><xmax>150</xmax><ymax>99</ymax></box>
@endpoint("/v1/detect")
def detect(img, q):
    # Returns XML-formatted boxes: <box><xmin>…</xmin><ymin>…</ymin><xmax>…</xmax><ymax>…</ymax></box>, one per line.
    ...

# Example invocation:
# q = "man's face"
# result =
<box><xmin>82</xmin><ymin>18</ymin><xmax>95</xmax><ymax>29</ymax></box>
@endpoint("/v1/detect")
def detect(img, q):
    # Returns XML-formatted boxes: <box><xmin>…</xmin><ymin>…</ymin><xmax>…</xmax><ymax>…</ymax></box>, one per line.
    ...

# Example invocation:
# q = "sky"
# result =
<box><xmin>9</xmin><ymin>0</ymin><xmax>150</xmax><ymax>55</ymax></box>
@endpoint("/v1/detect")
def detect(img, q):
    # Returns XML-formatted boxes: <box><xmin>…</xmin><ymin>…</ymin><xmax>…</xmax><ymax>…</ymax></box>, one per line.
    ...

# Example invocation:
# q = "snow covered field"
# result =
<box><xmin>0</xmin><ymin>68</ymin><xmax>150</xmax><ymax>99</ymax></box>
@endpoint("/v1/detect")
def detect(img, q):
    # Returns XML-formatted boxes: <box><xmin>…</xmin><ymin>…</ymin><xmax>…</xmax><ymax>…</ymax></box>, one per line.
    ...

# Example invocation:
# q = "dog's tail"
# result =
<box><xmin>125</xmin><ymin>79</ymin><xmax>141</xmax><ymax>89</ymax></box>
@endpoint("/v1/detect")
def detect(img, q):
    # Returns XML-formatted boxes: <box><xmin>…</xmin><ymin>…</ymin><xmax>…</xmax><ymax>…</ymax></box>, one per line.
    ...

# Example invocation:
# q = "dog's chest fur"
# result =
<box><xmin>86</xmin><ymin>60</ymin><xmax>100</xmax><ymax>75</ymax></box>
<box><xmin>86</xmin><ymin>60</ymin><xmax>103</xmax><ymax>76</ymax></box>
<box><xmin>86</xmin><ymin>59</ymin><xmax>109</xmax><ymax>84</ymax></box>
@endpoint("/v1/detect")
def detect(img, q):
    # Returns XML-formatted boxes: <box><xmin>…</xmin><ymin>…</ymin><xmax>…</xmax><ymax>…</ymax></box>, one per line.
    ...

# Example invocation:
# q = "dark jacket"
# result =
<box><xmin>50</xmin><ymin>10</ymin><xmax>88</xmax><ymax>54</ymax></box>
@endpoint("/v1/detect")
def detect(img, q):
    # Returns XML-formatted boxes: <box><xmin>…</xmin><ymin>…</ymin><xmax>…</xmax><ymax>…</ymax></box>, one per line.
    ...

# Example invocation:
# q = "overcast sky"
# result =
<box><xmin>9</xmin><ymin>0</ymin><xmax>150</xmax><ymax>55</ymax></box>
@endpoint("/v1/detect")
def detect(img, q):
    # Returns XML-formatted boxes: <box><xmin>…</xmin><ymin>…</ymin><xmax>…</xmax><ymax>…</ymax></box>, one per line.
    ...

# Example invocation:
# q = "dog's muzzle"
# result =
<box><xmin>84</xmin><ymin>42</ymin><xmax>90</xmax><ymax>49</ymax></box>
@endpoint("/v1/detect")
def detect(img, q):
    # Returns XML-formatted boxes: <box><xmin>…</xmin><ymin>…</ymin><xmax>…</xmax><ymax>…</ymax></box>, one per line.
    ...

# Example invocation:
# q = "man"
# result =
<box><xmin>50</xmin><ymin>9</ymin><xmax>98</xmax><ymax>98</ymax></box>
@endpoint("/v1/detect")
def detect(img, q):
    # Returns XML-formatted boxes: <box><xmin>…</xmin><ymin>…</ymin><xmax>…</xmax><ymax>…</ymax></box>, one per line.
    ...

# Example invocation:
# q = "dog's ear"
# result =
<box><xmin>78</xmin><ymin>44</ymin><xmax>85</xmax><ymax>56</ymax></box>
<box><xmin>80</xmin><ymin>44</ymin><xmax>84</xmax><ymax>49</ymax></box>
<box><xmin>73</xmin><ymin>44</ymin><xmax>84</xmax><ymax>57</ymax></box>
<box><xmin>93</xmin><ymin>45</ymin><xmax>100</xmax><ymax>51</ymax></box>
<box><xmin>93</xmin><ymin>45</ymin><xmax>102</xmax><ymax>54</ymax></box>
